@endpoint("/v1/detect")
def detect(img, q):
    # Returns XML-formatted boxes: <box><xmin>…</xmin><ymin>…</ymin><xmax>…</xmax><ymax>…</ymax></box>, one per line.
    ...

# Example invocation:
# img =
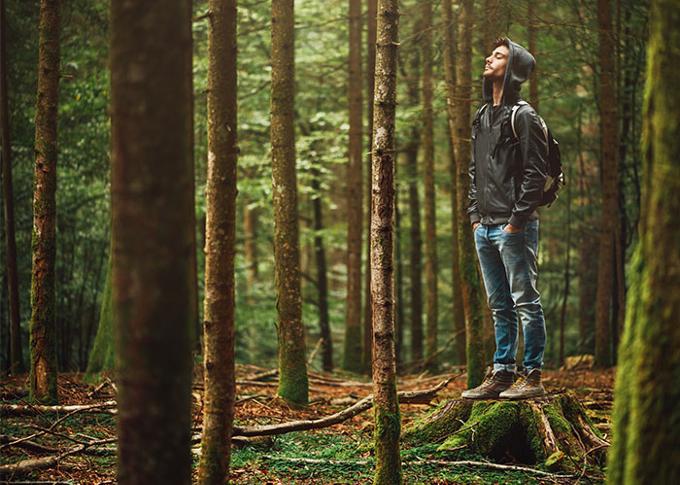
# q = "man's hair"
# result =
<box><xmin>492</xmin><ymin>37</ymin><xmax>510</xmax><ymax>50</ymax></box>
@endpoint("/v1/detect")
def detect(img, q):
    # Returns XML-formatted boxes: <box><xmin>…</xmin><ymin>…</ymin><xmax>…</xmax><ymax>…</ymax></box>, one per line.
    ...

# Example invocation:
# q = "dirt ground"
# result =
<box><xmin>1</xmin><ymin>365</ymin><xmax>615</xmax><ymax>484</ymax></box>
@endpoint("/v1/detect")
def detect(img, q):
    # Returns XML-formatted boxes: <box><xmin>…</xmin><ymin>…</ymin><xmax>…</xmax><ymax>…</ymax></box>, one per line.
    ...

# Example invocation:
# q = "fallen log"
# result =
<box><xmin>260</xmin><ymin>455</ymin><xmax>574</xmax><ymax>479</ymax></box>
<box><xmin>0</xmin><ymin>438</ymin><xmax>115</xmax><ymax>477</ymax></box>
<box><xmin>1</xmin><ymin>400</ymin><xmax>116</xmax><ymax>416</ymax></box>
<box><xmin>232</xmin><ymin>378</ymin><xmax>452</xmax><ymax>437</ymax></box>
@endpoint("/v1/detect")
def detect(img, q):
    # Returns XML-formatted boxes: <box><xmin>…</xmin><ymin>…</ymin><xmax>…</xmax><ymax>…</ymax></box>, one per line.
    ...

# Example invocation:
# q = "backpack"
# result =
<box><xmin>509</xmin><ymin>101</ymin><xmax>564</xmax><ymax>207</ymax></box>
<box><xmin>473</xmin><ymin>101</ymin><xmax>564</xmax><ymax>207</ymax></box>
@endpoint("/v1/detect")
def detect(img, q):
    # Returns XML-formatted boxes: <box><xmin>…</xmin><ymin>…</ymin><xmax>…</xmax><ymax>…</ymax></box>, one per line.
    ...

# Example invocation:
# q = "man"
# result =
<box><xmin>461</xmin><ymin>38</ymin><xmax>548</xmax><ymax>400</ymax></box>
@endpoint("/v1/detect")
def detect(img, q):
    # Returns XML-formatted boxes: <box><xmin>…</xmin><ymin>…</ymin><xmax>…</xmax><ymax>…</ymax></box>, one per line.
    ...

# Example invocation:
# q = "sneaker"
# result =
<box><xmin>498</xmin><ymin>368</ymin><xmax>546</xmax><ymax>399</ymax></box>
<box><xmin>461</xmin><ymin>368</ymin><xmax>515</xmax><ymax>400</ymax></box>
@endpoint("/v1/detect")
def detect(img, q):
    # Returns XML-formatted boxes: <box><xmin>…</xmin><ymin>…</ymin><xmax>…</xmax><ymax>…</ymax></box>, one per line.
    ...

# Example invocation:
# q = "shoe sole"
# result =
<box><xmin>498</xmin><ymin>391</ymin><xmax>546</xmax><ymax>400</ymax></box>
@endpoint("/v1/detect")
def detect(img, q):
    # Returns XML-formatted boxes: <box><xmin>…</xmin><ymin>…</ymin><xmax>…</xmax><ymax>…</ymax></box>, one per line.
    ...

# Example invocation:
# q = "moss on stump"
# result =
<box><xmin>402</xmin><ymin>392</ymin><xmax>608</xmax><ymax>472</ymax></box>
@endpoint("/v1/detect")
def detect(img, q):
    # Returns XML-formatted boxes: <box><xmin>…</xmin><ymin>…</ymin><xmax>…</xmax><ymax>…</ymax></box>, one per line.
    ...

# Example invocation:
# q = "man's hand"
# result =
<box><xmin>503</xmin><ymin>224</ymin><xmax>521</xmax><ymax>234</ymax></box>
<box><xmin>473</xmin><ymin>222</ymin><xmax>481</xmax><ymax>231</ymax></box>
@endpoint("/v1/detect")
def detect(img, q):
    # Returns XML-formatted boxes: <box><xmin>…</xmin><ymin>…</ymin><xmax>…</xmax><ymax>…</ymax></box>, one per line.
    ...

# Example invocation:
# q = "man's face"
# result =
<box><xmin>483</xmin><ymin>45</ymin><xmax>509</xmax><ymax>81</ymax></box>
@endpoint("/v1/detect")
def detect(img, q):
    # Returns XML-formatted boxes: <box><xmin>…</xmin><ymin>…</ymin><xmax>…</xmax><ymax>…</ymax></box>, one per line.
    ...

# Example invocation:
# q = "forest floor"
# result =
<box><xmin>1</xmin><ymin>365</ymin><xmax>614</xmax><ymax>484</ymax></box>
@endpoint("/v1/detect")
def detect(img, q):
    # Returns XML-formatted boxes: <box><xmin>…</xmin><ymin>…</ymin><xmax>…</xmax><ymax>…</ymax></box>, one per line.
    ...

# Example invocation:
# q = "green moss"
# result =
<box><xmin>277</xmin><ymin>369</ymin><xmax>309</xmax><ymax>406</ymax></box>
<box><xmin>374</xmin><ymin>408</ymin><xmax>402</xmax><ymax>485</ymax></box>
<box><xmin>439</xmin><ymin>401</ymin><xmax>520</xmax><ymax>455</ymax></box>
<box><xmin>519</xmin><ymin>405</ymin><xmax>546</xmax><ymax>463</ymax></box>
<box><xmin>401</xmin><ymin>399</ymin><xmax>472</xmax><ymax>447</ymax></box>
<box><xmin>86</xmin><ymin>255</ymin><xmax>115</xmax><ymax>378</ymax></box>
<box><xmin>545</xmin><ymin>450</ymin><xmax>565</xmax><ymax>470</ymax></box>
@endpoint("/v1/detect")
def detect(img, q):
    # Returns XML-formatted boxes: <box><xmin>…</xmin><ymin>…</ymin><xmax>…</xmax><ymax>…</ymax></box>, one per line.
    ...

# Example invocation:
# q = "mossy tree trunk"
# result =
<box><xmin>271</xmin><ymin>0</ymin><xmax>309</xmax><ymax>405</ymax></box>
<box><xmin>403</xmin><ymin>393</ymin><xmax>608</xmax><ymax>471</ymax></box>
<box><xmin>110</xmin><ymin>0</ymin><xmax>195</xmax><ymax>482</ymax></box>
<box><xmin>370</xmin><ymin>0</ymin><xmax>402</xmax><ymax>482</ymax></box>
<box><xmin>442</xmin><ymin>0</ymin><xmax>466</xmax><ymax>365</ymax></box>
<box><xmin>454</xmin><ymin>0</ymin><xmax>486</xmax><ymax>388</ymax></box>
<box><xmin>362</xmin><ymin>0</ymin><xmax>377</xmax><ymax>375</ymax></box>
<box><xmin>0</xmin><ymin>0</ymin><xmax>23</xmax><ymax>375</ymax></box>
<box><xmin>421</xmin><ymin>0</ymin><xmax>438</xmax><ymax>373</ymax></box>
<box><xmin>85</xmin><ymin>253</ymin><xmax>113</xmax><ymax>376</ymax></box>
<box><xmin>30</xmin><ymin>0</ymin><xmax>60</xmax><ymax>404</ymax></box>
<box><xmin>343</xmin><ymin>0</ymin><xmax>364</xmax><ymax>374</ymax></box>
<box><xmin>607</xmin><ymin>1</ymin><xmax>680</xmax><ymax>482</ymax></box>
<box><xmin>197</xmin><ymin>0</ymin><xmax>238</xmax><ymax>483</ymax></box>
<box><xmin>594</xmin><ymin>0</ymin><xmax>620</xmax><ymax>369</ymax></box>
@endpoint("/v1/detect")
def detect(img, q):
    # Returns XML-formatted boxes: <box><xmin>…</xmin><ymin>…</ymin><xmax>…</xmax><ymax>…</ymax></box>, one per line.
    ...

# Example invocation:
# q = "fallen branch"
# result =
<box><xmin>0</xmin><ymin>434</ymin><xmax>58</xmax><ymax>454</ymax></box>
<box><xmin>1</xmin><ymin>400</ymin><xmax>116</xmax><ymax>416</ymax></box>
<box><xmin>0</xmin><ymin>437</ymin><xmax>116</xmax><ymax>477</ymax></box>
<box><xmin>260</xmin><ymin>455</ymin><xmax>574</xmax><ymax>479</ymax></box>
<box><xmin>232</xmin><ymin>378</ymin><xmax>452</xmax><ymax>437</ymax></box>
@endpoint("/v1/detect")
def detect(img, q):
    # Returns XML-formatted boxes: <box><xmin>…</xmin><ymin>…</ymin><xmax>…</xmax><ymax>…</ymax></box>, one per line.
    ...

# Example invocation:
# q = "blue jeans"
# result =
<box><xmin>473</xmin><ymin>220</ymin><xmax>546</xmax><ymax>373</ymax></box>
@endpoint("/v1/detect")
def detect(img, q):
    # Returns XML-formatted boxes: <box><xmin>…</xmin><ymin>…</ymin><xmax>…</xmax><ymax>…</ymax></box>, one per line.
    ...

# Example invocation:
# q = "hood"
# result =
<box><xmin>482</xmin><ymin>38</ymin><xmax>535</xmax><ymax>106</ymax></box>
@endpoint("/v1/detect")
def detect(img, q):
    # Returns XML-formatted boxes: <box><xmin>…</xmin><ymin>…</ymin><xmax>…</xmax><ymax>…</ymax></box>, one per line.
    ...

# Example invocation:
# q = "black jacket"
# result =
<box><xmin>468</xmin><ymin>39</ymin><xmax>548</xmax><ymax>229</ymax></box>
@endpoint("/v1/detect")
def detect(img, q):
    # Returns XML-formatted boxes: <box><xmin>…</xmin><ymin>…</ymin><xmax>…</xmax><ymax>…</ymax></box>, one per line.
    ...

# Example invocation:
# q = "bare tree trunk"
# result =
<box><xmin>271</xmin><ymin>0</ymin><xmax>309</xmax><ymax>405</ymax></box>
<box><xmin>442</xmin><ymin>0</ymin><xmax>466</xmax><ymax>365</ymax></box>
<box><xmin>197</xmin><ymin>1</ymin><xmax>238</xmax><ymax>483</ymax></box>
<box><xmin>403</xmin><ymin>29</ymin><xmax>423</xmax><ymax>364</ymax></box>
<box><xmin>527</xmin><ymin>0</ymin><xmax>539</xmax><ymax>111</ymax></box>
<box><xmin>455</xmin><ymin>0</ymin><xmax>486</xmax><ymax>388</ymax></box>
<box><xmin>344</xmin><ymin>0</ymin><xmax>363</xmax><ymax>373</ymax></box>
<box><xmin>370</xmin><ymin>1</ymin><xmax>402</xmax><ymax>482</ymax></box>
<box><xmin>110</xmin><ymin>0</ymin><xmax>194</xmax><ymax>482</ymax></box>
<box><xmin>481</xmin><ymin>0</ymin><xmax>503</xmax><ymax>55</ymax></box>
<box><xmin>363</xmin><ymin>0</ymin><xmax>377</xmax><ymax>375</ymax></box>
<box><xmin>608</xmin><ymin>3</ymin><xmax>680</xmax><ymax>481</ymax></box>
<box><xmin>594</xmin><ymin>0</ymin><xmax>620</xmax><ymax>368</ymax></box>
<box><xmin>0</xmin><ymin>0</ymin><xmax>23</xmax><ymax>375</ymax></box>
<box><xmin>311</xmin><ymin>166</ymin><xmax>333</xmax><ymax>372</ymax></box>
<box><xmin>30</xmin><ymin>0</ymin><xmax>60</xmax><ymax>403</ymax></box>
<box><xmin>420</xmin><ymin>0</ymin><xmax>438</xmax><ymax>372</ymax></box>
<box><xmin>243</xmin><ymin>199</ymin><xmax>259</xmax><ymax>301</ymax></box>
<box><xmin>559</xmin><ymin>165</ymin><xmax>572</xmax><ymax>367</ymax></box>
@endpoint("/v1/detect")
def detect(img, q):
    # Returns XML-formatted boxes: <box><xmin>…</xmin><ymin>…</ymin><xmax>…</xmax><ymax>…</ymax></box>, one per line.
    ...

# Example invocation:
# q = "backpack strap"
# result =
<box><xmin>510</xmin><ymin>100</ymin><xmax>548</xmax><ymax>142</ymax></box>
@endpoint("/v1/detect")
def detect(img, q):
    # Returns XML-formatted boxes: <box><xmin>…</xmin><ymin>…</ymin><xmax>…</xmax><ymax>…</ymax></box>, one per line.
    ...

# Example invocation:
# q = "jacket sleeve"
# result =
<box><xmin>508</xmin><ymin>106</ymin><xmax>549</xmax><ymax>229</ymax></box>
<box><xmin>467</xmin><ymin>123</ymin><xmax>481</xmax><ymax>225</ymax></box>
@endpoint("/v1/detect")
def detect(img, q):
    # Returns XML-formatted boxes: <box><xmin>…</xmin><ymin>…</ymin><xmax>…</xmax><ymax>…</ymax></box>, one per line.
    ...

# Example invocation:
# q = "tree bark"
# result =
<box><xmin>455</xmin><ymin>0</ymin><xmax>486</xmax><ymax>388</ymax></box>
<box><xmin>85</xmin><ymin>253</ymin><xmax>114</xmax><ymax>376</ymax></box>
<box><xmin>404</xmin><ymin>26</ymin><xmax>423</xmax><ymax>364</ymax></box>
<box><xmin>0</xmin><ymin>0</ymin><xmax>23</xmax><ymax>375</ymax></box>
<box><xmin>370</xmin><ymin>0</ymin><xmax>402</xmax><ymax>482</ymax></box>
<box><xmin>481</xmin><ymin>0</ymin><xmax>503</xmax><ymax>55</ymax></box>
<box><xmin>608</xmin><ymin>2</ymin><xmax>680</xmax><ymax>481</ymax></box>
<box><xmin>363</xmin><ymin>0</ymin><xmax>377</xmax><ymax>375</ymax></box>
<box><xmin>343</xmin><ymin>0</ymin><xmax>364</xmax><ymax>373</ymax></box>
<box><xmin>421</xmin><ymin>0</ymin><xmax>438</xmax><ymax>373</ymax></box>
<box><xmin>197</xmin><ymin>1</ymin><xmax>238</xmax><ymax>483</ymax></box>
<box><xmin>110</xmin><ymin>1</ymin><xmax>195</xmax><ymax>483</ymax></box>
<box><xmin>442</xmin><ymin>0</ymin><xmax>466</xmax><ymax>366</ymax></box>
<box><xmin>271</xmin><ymin>0</ymin><xmax>309</xmax><ymax>405</ymax></box>
<box><xmin>30</xmin><ymin>0</ymin><xmax>60</xmax><ymax>403</ymax></box>
<box><xmin>594</xmin><ymin>0</ymin><xmax>620</xmax><ymax>368</ymax></box>
<box><xmin>527</xmin><ymin>0</ymin><xmax>539</xmax><ymax>111</ymax></box>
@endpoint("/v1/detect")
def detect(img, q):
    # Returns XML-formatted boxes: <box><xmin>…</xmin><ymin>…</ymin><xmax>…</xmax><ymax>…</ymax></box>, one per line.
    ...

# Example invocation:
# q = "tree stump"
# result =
<box><xmin>401</xmin><ymin>392</ymin><xmax>608</xmax><ymax>471</ymax></box>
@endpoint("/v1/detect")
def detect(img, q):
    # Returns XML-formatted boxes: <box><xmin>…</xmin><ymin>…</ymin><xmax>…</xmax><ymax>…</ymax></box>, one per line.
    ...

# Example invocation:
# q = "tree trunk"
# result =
<box><xmin>370</xmin><ymin>0</ymin><xmax>402</xmax><ymax>482</ymax></box>
<box><xmin>30</xmin><ymin>0</ymin><xmax>60</xmax><ymax>403</ymax></box>
<box><xmin>271</xmin><ymin>0</ymin><xmax>309</xmax><ymax>405</ymax></box>
<box><xmin>608</xmin><ymin>2</ymin><xmax>680</xmax><ymax>481</ymax></box>
<box><xmin>0</xmin><ymin>0</ymin><xmax>23</xmax><ymax>375</ymax></box>
<box><xmin>311</xmin><ymin>166</ymin><xmax>333</xmax><ymax>372</ymax></box>
<box><xmin>402</xmin><ymin>393</ymin><xmax>607</xmax><ymax>471</ymax></box>
<box><xmin>481</xmin><ymin>0</ymin><xmax>503</xmax><ymax>55</ymax></box>
<box><xmin>442</xmin><ymin>0</ymin><xmax>466</xmax><ymax>365</ymax></box>
<box><xmin>343</xmin><ymin>0</ymin><xmax>363</xmax><ymax>373</ymax></box>
<box><xmin>455</xmin><ymin>0</ymin><xmax>486</xmax><ymax>388</ymax></box>
<box><xmin>594</xmin><ymin>0</ymin><xmax>620</xmax><ymax>368</ymax></box>
<box><xmin>420</xmin><ymin>0</ymin><xmax>438</xmax><ymax>373</ymax></box>
<box><xmin>197</xmin><ymin>1</ymin><xmax>238</xmax><ymax>483</ymax></box>
<box><xmin>527</xmin><ymin>0</ymin><xmax>539</xmax><ymax>111</ymax></box>
<box><xmin>243</xmin><ymin>198</ymin><xmax>259</xmax><ymax>302</ymax></box>
<box><xmin>85</xmin><ymin>253</ymin><xmax>113</xmax><ymax>376</ymax></box>
<box><xmin>363</xmin><ymin>0</ymin><xmax>377</xmax><ymax>375</ymax></box>
<box><xmin>110</xmin><ymin>1</ymin><xmax>194</xmax><ymax>483</ymax></box>
<box><xmin>404</xmin><ymin>29</ymin><xmax>423</xmax><ymax>364</ymax></box>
